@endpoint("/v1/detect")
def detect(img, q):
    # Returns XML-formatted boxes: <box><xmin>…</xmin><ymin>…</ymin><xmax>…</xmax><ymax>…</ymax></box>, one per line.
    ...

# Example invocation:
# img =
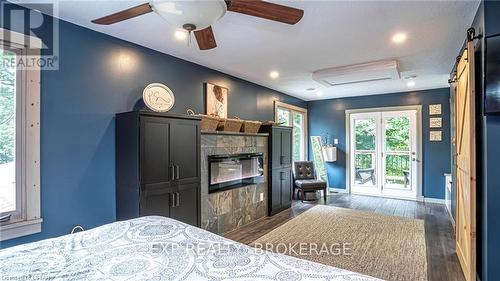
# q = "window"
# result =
<box><xmin>274</xmin><ymin>101</ymin><xmax>307</xmax><ymax>161</ymax></box>
<box><xmin>1</xmin><ymin>48</ymin><xmax>19</xmax><ymax>219</ymax></box>
<box><xmin>0</xmin><ymin>28</ymin><xmax>42</xmax><ymax>241</ymax></box>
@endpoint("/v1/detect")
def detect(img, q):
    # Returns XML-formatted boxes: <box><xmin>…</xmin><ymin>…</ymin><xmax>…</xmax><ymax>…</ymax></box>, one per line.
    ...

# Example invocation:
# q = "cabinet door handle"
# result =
<box><xmin>170</xmin><ymin>166</ymin><xmax>175</xmax><ymax>181</ymax></box>
<box><xmin>175</xmin><ymin>192</ymin><xmax>180</xmax><ymax>207</ymax></box>
<box><xmin>169</xmin><ymin>193</ymin><xmax>175</xmax><ymax>207</ymax></box>
<box><xmin>175</xmin><ymin>165</ymin><xmax>180</xmax><ymax>180</ymax></box>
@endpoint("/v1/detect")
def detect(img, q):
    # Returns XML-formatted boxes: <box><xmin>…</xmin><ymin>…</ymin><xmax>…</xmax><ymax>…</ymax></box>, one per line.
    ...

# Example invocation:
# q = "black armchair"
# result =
<box><xmin>292</xmin><ymin>161</ymin><xmax>327</xmax><ymax>203</ymax></box>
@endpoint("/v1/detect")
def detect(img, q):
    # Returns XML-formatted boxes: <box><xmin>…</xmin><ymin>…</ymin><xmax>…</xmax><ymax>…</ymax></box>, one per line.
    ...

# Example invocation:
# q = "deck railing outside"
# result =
<box><xmin>355</xmin><ymin>150</ymin><xmax>410</xmax><ymax>188</ymax></box>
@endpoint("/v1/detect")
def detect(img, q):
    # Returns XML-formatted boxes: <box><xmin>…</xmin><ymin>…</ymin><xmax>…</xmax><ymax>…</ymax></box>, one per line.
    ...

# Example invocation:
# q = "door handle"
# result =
<box><xmin>170</xmin><ymin>166</ymin><xmax>175</xmax><ymax>181</ymax></box>
<box><xmin>175</xmin><ymin>192</ymin><xmax>180</xmax><ymax>207</ymax></box>
<box><xmin>175</xmin><ymin>165</ymin><xmax>180</xmax><ymax>180</ymax></box>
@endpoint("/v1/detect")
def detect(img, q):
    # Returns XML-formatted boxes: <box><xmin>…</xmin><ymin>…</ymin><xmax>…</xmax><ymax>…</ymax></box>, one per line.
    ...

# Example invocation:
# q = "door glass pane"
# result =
<box><xmin>384</xmin><ymin>116</ymin><xmax>411</xmax><ymax>189</ymax></box>
<box><xmin>353</xmin><ymin>118</ymin><xmax>376</xmax><ymax>186</ymax></box>
<box><xmin>0</xmin><ymin>49</ymin><xmax>17</xmax><ymax>213</ymax></box>
<box><xmin>292</xmin><ymin>111</ymin><xmax>304</xmax><ymax>161</ymax></box>
<box><xmin>277</xmin><ymin>108</ymin><xmax>290</xmax><ymax>126</ymax></box>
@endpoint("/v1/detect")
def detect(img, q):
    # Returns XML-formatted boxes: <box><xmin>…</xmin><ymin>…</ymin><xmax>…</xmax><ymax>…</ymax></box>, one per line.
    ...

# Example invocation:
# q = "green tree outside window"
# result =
<box><xmin>0</xmin><ymin>49</ymin><xmax>16</xmax><ymax>165</ymax></box>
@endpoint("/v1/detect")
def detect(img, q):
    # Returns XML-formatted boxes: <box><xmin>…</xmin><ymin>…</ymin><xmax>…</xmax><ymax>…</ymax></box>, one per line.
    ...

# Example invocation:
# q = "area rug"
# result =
<box><xmin>252</xmin><ymin>205</ymin><xmax>427</xmax><ymax>281</ymax></box>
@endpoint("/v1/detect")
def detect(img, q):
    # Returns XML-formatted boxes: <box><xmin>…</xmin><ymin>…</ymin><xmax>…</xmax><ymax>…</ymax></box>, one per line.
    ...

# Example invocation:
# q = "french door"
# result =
<box><xmin>349</xmin><ymin>110</ymin><xmax>419</xmax><ymax>200</ymax></box>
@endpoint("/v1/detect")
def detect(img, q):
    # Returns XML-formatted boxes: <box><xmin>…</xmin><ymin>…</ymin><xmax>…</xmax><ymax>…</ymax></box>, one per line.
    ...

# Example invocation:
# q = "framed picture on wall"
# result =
<box><xmin>205</xmin><ymin>82</ymin><xmax>228</xmax><ymax>118</ymax></box>
<box><xmin>429</xmin><ymin>117</ymin><xmax>442</xmax><ymax>128</ymax></box>
<box><xmin>429</xmin><ymin>104</ymin><xmax>442</xmax><ymax>115</ymax></box>
<box><xmin>430</xmin><ymin>131</ymin><xmax>442</xmax><ymax>141</ymax></box>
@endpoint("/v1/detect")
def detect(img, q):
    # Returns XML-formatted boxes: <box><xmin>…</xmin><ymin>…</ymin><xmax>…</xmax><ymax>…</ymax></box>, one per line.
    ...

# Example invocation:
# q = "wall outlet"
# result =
<box><xmin>259</xmin><ymin>192</ymin><xmax>264</xmax><ymax>202</ymax></box>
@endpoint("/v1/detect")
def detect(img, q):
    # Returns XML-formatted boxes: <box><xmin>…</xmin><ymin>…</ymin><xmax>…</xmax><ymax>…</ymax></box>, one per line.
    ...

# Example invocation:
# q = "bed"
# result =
<box><xmin>0</xmin><ymin>216</ymin><xmax>379</xmax><ymax>280</ymax></box>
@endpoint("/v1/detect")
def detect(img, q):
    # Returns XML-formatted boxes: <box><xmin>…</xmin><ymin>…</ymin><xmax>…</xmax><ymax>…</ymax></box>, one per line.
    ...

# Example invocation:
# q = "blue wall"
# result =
<box><xmin>478</xmin><ymin>1</ymin><xmax>500</xmax><ymax>280</ymax></box>
<box><xmin>0</xmin><ymin>3</ymin><xmax>305</xmax><ymax>248</ymax></box>
<box><xmin>308</xmin><ymin>88</ymin><xmax>451</xmax><ymax>199</ymax></box>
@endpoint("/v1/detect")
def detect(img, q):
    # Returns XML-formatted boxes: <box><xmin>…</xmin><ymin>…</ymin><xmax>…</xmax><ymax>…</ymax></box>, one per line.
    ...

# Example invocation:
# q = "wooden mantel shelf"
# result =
<box><xmin>201</xmin><ymin>130</ymin><xmax>269</xmax><ymax>137</ymax></box>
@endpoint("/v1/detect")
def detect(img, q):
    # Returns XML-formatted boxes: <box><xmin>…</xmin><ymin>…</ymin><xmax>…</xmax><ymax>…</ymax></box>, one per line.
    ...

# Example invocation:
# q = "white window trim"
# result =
<box><xmin>274</xmin><ymin>101</ymin><xmax>308</xmax><ymax>161</ymax></box>
<box><xmin>0</xmin><ymin>28</ymin><xmax>42</xmax><ymax>241</ymax></box>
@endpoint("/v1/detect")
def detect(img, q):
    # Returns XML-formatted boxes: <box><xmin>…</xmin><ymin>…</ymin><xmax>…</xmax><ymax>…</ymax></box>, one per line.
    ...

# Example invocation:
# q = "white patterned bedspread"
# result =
<box><xmin>0</xmin><ymin>216</ymin><xmax>379</xmax><ymax>280</ymax></box>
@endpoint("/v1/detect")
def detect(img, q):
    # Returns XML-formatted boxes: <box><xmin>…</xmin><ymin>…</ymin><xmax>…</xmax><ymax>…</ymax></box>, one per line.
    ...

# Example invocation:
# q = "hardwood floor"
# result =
<box><xmin>225</xmin><ymin>193</ymin><xmax>465</xmax><ymax>281</ymax></box>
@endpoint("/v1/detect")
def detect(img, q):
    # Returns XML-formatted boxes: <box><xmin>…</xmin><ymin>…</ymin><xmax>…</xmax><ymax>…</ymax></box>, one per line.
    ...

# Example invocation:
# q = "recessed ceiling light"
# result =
<box><xmin>316</xmin><ymin>90</ymin><xmax>323</xmax><ymax>96</ymax></box>
<box><xmin>407</xmin><ymin>80</ymin><xmax>416</xmax><ymax>87</ymax></box>
<box><xmin>174</xmin><ymin>30</ymin><xmax>187</xmax><ymax>41</ymax></box>
<box><xmin>392</xmin><ymin>32</ymin><xmax>407</xmax><ymax>44</ymax></box>
<box><xmin>269</xmin><ymin>71</ymin><xmax>280</xmax><ymax>79</ymax></box>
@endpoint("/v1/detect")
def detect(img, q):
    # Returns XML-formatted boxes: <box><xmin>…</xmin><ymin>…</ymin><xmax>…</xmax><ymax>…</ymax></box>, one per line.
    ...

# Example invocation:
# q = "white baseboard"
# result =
<box><xmin>423</xmin><ymin>197</ymin><xmax>446</xmax><ymax>204</ymax></box>
<box><xmin>449</xmin><ymin>213</ymin><xmax>456</xmax><ymax>228</ymax></box>
<box><xmin>329</xmin><ymin>188</ymin><xmax>349</xmax><ymax>194</ymax></box>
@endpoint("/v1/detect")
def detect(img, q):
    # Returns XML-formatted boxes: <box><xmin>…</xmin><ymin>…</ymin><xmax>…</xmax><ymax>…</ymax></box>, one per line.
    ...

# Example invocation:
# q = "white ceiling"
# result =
<box><xmin>14</xmin><ymin>0</ymin><xmax>480</xmax><ymax>100</ymax></box>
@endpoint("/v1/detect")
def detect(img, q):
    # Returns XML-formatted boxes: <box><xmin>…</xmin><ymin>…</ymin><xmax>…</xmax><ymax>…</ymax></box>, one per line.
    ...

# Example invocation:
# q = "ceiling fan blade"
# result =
<box><xmin>91</xmin><ymin>3</ymin><xmax>153</xmax><ymax>25</ymax></box>
<box><xmin>194</xmin><ymin>27</ymin><xmax>217</xmax><ymax>50</ymax></box>
<box><xmin>228</xmin><ymin>0</ymin><xmax>303</xmax><ymax>25</ymax></box>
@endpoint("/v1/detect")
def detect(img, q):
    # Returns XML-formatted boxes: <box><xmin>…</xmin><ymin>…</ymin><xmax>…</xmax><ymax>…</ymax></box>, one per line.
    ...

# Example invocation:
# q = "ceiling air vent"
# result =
<box><xmin>312</xmin><ymin>60</ymin><xmax>400</xmax><ymax>87</ymax></box>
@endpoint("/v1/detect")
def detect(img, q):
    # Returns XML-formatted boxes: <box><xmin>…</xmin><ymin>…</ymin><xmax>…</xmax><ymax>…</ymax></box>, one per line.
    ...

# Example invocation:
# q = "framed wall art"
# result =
<box><xmin>205</xmin><ymin>82</ymin><xmax>228</xmax><ymax>118</ymax></box>
<box><xmin>429</xmin><ymin>104</ymin><xmax>442</xmax><ymax>115</ymax></box>
<box><xmin>430</xmin><ymin>117</ymin><xmax>442</xmax><ymax>128</ymax></box>
<box><xmin>430</xmin><ymin>131</ymin><xmax>442</xmax><ymax>141</ymax></box>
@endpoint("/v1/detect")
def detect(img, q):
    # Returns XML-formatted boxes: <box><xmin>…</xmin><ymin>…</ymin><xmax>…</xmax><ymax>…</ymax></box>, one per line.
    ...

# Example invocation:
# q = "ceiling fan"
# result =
<box><xmin>91</xmin><ymin>0</ymin><xmax>304</xmax><ymax>50</ymax></box>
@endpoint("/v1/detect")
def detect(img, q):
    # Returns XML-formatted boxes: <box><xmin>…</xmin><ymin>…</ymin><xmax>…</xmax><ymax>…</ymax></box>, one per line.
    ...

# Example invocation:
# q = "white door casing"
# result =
<box><xmin>346</xmin><ymin>106</ymin><xmax>422</xmax><ymax>201</ymax></box>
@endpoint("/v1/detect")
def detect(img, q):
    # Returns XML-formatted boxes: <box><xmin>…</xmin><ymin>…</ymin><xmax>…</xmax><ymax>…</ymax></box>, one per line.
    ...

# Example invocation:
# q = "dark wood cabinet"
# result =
<box><xmin>140</xmin><ymin>187</ymin><xmax>174</xmax><ymax>217</ymax></box>
<box><xmin>280</xmin><ymin>169</ymin><xmax>292</xmax><ymax>206</ymax></box>
<box><xmin>280</xmin><ymin>129</ymin><xmax>293</xmax><ymax>166</ymax></box>
<box><xmin>260</xmin><ymin>125</ymin><xmax>293</xmax><ymax>216</ymax></box>
<box><xmin>140</xmin><ymin>117</ymin><xmax>172</xmax><ymax>188</ymax></box>
<box><xmin>169</xmin><ymin>118</ymin><xmax>200</xmax><ymax>184</ymax></box>
<box><xmin>116</xmin><ymin>111</ymin><xmax>201</xmax><ymax>227</ymax></box>
<box><xmin>271</xmin><ymin>131</ymin><xmax>283</xmax><ymax>169</ymax></box>
<box><xmin>170</xmin><ymin>183</ymin><xmax>199</xmax><ymax>226</ymax></box>
<box><xmin>270</xmin><ymin>169</ymin><xmax>283</xmax><ymax>211</ymax></box>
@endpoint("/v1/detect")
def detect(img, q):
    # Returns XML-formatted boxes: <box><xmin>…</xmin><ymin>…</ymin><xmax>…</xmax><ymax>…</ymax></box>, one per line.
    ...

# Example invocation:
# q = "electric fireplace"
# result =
<box><xmin>208</xmin><ymin>153</ymin><xmax>264</xmax><ymax>193</ymax></box>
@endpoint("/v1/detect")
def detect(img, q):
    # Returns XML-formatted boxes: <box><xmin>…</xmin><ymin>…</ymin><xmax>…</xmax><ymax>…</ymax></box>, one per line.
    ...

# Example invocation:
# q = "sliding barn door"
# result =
<box><xmin>454</xmin><ymin>41</ymin><xmax>476</xmax><ymax>281</ymax></box>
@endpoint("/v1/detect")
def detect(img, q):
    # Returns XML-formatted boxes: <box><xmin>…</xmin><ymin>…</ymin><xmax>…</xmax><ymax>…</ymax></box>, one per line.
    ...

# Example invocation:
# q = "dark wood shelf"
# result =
<box><xmin>116</xmin><ymin>110</ymin><xmax>202</xmax><ymax>121</ymax></box>
<box><xmin>201</xmin><ymin>130</ymin><xmax>269</xmax><ymax>137</ymax></box>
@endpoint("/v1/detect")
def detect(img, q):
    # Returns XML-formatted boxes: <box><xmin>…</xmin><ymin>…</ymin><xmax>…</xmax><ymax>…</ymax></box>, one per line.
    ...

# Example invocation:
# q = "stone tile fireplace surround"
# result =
<box><xmin>201</xmin><ymin>132</ymin><xmax>268</xmax><ymax>235</ymax></box>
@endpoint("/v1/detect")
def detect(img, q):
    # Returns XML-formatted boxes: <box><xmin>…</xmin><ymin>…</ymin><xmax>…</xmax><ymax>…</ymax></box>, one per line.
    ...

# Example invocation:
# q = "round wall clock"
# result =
<box><xmin>142</xmin><ymin>83</ymin><xmax>175</xmax><ymax>112</ymax></box>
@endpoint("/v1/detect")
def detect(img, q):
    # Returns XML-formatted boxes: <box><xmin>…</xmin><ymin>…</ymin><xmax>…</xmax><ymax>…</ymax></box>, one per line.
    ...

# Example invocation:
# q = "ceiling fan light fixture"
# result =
<box><xmin>174</xmin><ymin>29</ymin><xmax>188</xmax><ymax>40</ymax></box>
<box><xmin>91</xmin><ymin>0</ymin><xmax>304</xmax><ymax>50</ymax></box>
<box><xmin>150</xmin><ymin>0</ymin><xmax>227</xmax><ymax>30</ymax></box>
